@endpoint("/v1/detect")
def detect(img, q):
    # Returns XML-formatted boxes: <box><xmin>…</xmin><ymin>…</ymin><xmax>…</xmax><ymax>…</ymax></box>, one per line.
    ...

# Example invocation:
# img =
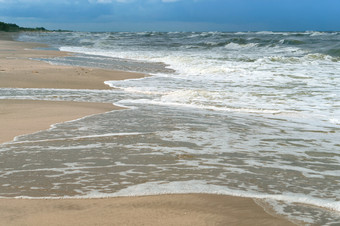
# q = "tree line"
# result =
<box><xmin>0</xmin><ymin>21</ymin><xmax>47</xmax><ymax>32</ymax></box>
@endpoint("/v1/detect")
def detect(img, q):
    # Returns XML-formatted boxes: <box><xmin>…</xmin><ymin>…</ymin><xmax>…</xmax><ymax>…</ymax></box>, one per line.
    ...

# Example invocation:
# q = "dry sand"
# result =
<box><xmin>0</xmin><ymin>35</ymin><xmax>296</xmax><ymax>225</ymax></box>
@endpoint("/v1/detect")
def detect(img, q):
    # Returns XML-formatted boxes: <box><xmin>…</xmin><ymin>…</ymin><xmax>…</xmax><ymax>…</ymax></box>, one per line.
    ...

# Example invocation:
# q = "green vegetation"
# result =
<box><xmin>0</xmin><ymin>21</ymin><xmax>47</xmax><ymax>32</ymax></box>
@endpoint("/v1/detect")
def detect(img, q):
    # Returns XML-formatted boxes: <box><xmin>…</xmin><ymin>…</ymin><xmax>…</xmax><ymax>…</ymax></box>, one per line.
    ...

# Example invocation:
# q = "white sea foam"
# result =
<box><xmin>9</xmin><ymin>132</ymin><xmax>148</xmax><ymax>145</ymax></box>
<box><xmin>8</xmin><ymin>110</ymin><xmax>116</xmax><ymax>144</ymax></box>
<box><xmin>117</xmin><ymin>98</ymin><xmax>284</xmax><ymax>115</ymax></box>
<box><xmin>224</xmin><ymin>42</ymin><xmax>258</xmax><ymax>49</ymax></box>
<box><xmin>330</xmin><ymin>118</ymin><xmax>340</xmax><ymax>125</ymax></box>
<box><xmin>4</xmin><ymin>180</ymin><xmax>339</xmax><ymax>214</ymax></box>
<box><xmin>110</xmin><ymin>181</ymin><xmax>340</xmax><ymax>212</ymax></box>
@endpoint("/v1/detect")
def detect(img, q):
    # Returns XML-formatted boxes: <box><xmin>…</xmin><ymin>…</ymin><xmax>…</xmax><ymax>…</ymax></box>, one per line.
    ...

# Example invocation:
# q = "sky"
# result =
<box><xmin>1</xmin><ymin>0</ymin><xmax>340</xmax><ymax>32</ymax></box>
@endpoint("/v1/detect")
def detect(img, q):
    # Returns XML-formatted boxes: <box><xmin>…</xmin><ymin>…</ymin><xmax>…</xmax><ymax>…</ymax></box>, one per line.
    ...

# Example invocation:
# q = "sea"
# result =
<box><xmin>1</xmin><ymin>31</ymin><xmax>340</xmax><ymax>225</ymax></box>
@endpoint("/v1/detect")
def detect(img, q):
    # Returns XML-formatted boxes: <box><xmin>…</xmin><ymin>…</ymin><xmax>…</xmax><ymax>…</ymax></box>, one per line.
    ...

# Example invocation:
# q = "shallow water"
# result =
<box><xmin>0</xmin><ymin>31</ymin><xmax>339</xmax><ymax>225</ymax></box>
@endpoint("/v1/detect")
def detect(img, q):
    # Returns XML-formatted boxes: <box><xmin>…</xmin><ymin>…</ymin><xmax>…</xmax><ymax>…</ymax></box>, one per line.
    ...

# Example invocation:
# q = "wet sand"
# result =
<box><xmin>0</xmin><ymin>99</ymin><xmax>120</xmax><ymax>143</ymax></box>
<box><xmin>0</xmin><ymin>35</ymin><xmax>295</xmax><ymax>225</ymax></box>
<box><xmin>0</xmin><ymin>194</ymin><xmax>293</xmax><ymax>226</ymax></box>
<box><xmin>0</xmin><ymin>38</ymin><xmax>146</xmax><ymax>90</ymax></box>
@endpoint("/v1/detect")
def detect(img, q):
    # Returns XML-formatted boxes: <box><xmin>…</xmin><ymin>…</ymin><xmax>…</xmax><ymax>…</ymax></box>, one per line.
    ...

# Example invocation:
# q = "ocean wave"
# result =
<box><xmin>256</xmin><ymin>53</ymin><xmax>337</xmax><ymax>64</ymax></box>
<box><xmin>14</xmin><ymin>180</ymin><xmax>338</xmax><ymax>216</ymax></box>
<box><xmin>111</xmin><ymin>181</ymin><xmax>340</xmax><ymax>213</ymax></box>
<box><xmin>307</xmin><ymin>31</ymin><xmax>339</xmax><ymax>36</ymax></box>
<box><xmin>8</xmin><ymin>132</ymin><xmax>147</xmax><ymax>145</ymax></box>
<box><xmin>224</xmin><ymin>42</ymin><xmax>258</xmax><ymax>49</ymax></box>
<box><xmin>280</xmin><ymin>39</ymin><xmax>306</xmax><ymax>45</ymax></box>
<box><xmin>326</xmin><ymin>48</ymin><xmax>340</xmax><ymax>57</ymax></box>
<box><xmin>118</xmin><ymin>94</ymin><xmax>286</xmax><ymax>116</ymax></box>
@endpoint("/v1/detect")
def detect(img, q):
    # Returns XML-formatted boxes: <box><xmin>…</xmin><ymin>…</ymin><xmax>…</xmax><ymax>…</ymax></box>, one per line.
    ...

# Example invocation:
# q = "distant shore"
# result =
<box><xmin>0</xmin><ymin>35</ymin><xmax>295</xmax><ymax>225</ymax></box>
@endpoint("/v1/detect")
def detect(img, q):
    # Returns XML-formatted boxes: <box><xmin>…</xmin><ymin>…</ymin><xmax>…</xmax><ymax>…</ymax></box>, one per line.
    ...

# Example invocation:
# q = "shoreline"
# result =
<box><xmin>0</xmin><ymin>35</ymin><xmax>296</xmax><ymax>225</ymax></box>
<box><xmin>0</xmin><ymin>35</ymin><xmax>145</xmax><ymax>143</ymax></box>
<box><xmin>0</xmin><ymin>99</ymin><xmax>121</xmax><ymax>144</ymax></box>
<box><xmin>0</xmin><ymin>35</ymin><xmax>146</xmax><ymax>90</ymax></box>
<box><xmin>0</xmin><ymin>194</ymin><xmax>294</xmax><ymax>226</ymax></box>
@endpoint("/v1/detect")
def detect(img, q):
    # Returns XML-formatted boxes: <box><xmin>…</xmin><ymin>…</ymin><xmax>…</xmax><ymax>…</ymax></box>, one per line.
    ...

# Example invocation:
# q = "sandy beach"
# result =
<box><xmin>0</xmin><ymin>34</ymin><xmax>296</xmax><ymax>225</ymax></box>
<box><xmin>0</xmin><ymin>194</ymin><xmax>293</xmax><ymax>226</ymax></box>
<box><xmin>0</xmin><ymin>99</ymin><xmax>120</xmax><ymax>144</ymax></box>
<box><xmin>0</xmin><ymin>35</ymin><xmax>146</xmax><ymax>90</ymax></box>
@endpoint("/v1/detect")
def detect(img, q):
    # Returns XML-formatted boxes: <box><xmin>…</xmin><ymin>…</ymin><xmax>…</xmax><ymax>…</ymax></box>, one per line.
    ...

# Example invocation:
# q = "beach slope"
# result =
<box><xmin>0</xmin><ymin>36</ymin><xmax>295</xmax><ymax>226</ymax></box>
<box><xmin>0</xmin><ymin>194</ymin><xmax>293</xmax><ymax>226</ymax></box>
